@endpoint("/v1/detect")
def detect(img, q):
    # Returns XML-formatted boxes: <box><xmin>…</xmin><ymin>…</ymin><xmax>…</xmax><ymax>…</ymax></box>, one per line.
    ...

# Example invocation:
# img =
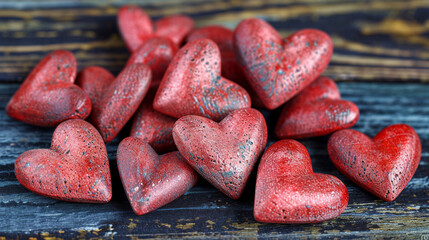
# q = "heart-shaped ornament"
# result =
<box><xmin>275</xmin><ymin>76</ymin><xmax>359</xmax><ymax>139</ymax></box>
<box><xmin>77</xmin><ymin>63</ymin><xmax>151</xmax><ymax>142</ymax></box>
<box><xmin>154</xmin><ymin>39</ymin><xmax>251</xmax><ymax>121</ymax></box>
<box><xmin>328</xmin><ymin>124</ymin><xmax>421</xmax><ymax>201</ymax></box>
<box><xmin>15</xmin><ymin>119</ymin><xmax>112</xmax><ymax>203</ymax></box>
<box><xmin>6</xmin><ymin>50</ymin><xmax>91</xmax><ymax>127</ymax></box>
<box><xmin>187</xmin><ymin>25</ymin><xmax>264</xmax><ymax>107</ymax></box>
<box><xmin>130</xmin><ymin>88</ymin><xmax>177</xmax><ymax>153</ymax></box>
<box><xmin>173</xmin><ymin>108</ymin><xmax>267</xmax><ymax>199</ymax></box>
<box><xmin>118</xmin><ymin>5</ymin><xmax>193</xmax><ymax>52</ymax></box>
<box><xmin>117</xmin><ymin>137</ymin><xmax>198</xmax><ymax>215</ymax></box>
<box><xmin>125</xmin><ymin>37</ymin><xmax>178</xmax><ymax>85</ymax></box>
<box><xmin>234</xmin><ymin>18</ymin><xmax>333</xmax><ymax>110</ymax></box>
<box><xmin>255</xmin><ymin>139</ymin><xmax>348</xmax><ymax>223</ymax></box>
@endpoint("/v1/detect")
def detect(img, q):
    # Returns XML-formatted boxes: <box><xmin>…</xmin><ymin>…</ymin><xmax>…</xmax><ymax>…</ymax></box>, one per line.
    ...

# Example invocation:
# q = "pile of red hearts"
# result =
<box><xmin>8</xmin><ymin>5</ymin><xmax>421</xmax><ymax>223</ymax></box>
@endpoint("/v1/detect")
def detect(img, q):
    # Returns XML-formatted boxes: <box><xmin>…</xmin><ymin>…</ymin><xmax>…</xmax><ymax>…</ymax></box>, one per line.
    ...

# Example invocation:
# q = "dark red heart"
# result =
<box><xmin>118</xmin><ymin>5</ymin><xmax>193</xmax><ymax>52</ymax></box>
<box><xmin>154</xmin><ymin>39</ymin><xmax>251</xmax><ymax>121</ymax></box>
<box><xmin>187</xmin><ymin>25</ymin><xmax>264</xmax><ymax>108</ymax></box>
<box><xmin>173</xmin><ymin>108</ymin><xmax>267</xmax><ymax>199</ymax></box>
<box><xmin>117</xmin><ymin>137</ymin><xmax>198</xmax><ymax>215</ymax></box>
<box><xmin>130</xmin><ymin>88</ymin><xmax>177</xmax><ymax>153</ymax></box>
<box><xmin>328</xmin><ymin>124</ymin><xmax>421</xmax><ymax>201</ymax></box>
<box><xmin>77</xmin><ymin>64</ymin><xmax>151</xmax><ymax>142</ymax></box>
<box><xmin>275</xmin><ymin>76</ymin><xmax>359</xmax><ymax>139</ymax></box>
<box><xmin>15</xmin><ymin>119</ymin><xmax>112</xmax><ymax>203</ymax></box>
<box><xmin>255</xmin><ymin>139</ymin><xmax>348</xmax><ymax>223</ymax></box>
<box><xmin>234</xmin><ymin>18</ymin><xmax>333</xmax><ymax>110</ymax></box>
<box><xmin>6</xmin><ymin>50</ymin><xmax>91</xmax><ymax>127</ymax></box>
<box><xmin>125</xmin><ymin>37</ymin><xmax>178</xmax><ymax>85</ymax></box>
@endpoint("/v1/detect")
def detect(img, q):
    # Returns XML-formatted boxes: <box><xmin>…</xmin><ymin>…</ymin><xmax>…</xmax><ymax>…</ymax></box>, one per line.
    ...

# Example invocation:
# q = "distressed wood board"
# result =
<box><xmin>0</xmin><ymin>0</ymin><xmax>428</xmax><ymax>239</ymax></box>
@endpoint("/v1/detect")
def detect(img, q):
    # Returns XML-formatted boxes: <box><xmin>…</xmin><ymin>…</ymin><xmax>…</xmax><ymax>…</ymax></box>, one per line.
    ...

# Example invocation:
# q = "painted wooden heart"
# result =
<box><xmin>6</xmin><ymin>50</ymin><xmax>91</xmax><ymax>127</ymax></box>
<box><xmin>154</xmin><ymin>39</ymin><xmax>251</xmax><ymax>121</ymax></box>
<box><xmin>15</xmin><ymin>119</ymin><xmax>112</xmax><ymax>203</ymax></box>
<box><xmin>328</xmin><ymin>124</ymin><xmax>421</xmax><ymax>201</ymax></box>
<box><xmin>275</xmin><ymin>76</ymin><xmax>359</xmax><ymax>139</ymax></box>
<box><xmin>255</xmin><ymin>139</ymin><xmax>348</xmax><ymax>223</ymax></box>
<box><xmin>173</xmin><ymin>108</ymin><xmax>267</xmax><ymax>199</ymax></box>
<box><xmin>234</xmin><ymin>18</ymin><xmax>333</xmax><ymax>110</ymax></box>
<box><xmin>117</xmin><ymin>137</ymin><xmax>198</xmax><ymax>215</ymax></box>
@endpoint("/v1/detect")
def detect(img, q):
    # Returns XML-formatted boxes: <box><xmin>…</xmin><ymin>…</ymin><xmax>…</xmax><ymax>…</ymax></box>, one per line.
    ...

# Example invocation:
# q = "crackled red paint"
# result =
<box><xmin>254</xmin><ymin>139</ymin><xmax>348</xmax><ymax>224</ymax></box>
<box><xmin>15</xmin><ymin>119</ymin><xmax>112</xmax><ymax>203</ymax></box>
<box><xmin>154</xmin><ymin>39</ymin><xmax>251</xmax><ymax>121</ymax></box>
<box><xmin>77</xmin><ymin>64</ymin><xmax>151</xmax><ymax>142</ymax></box>
<box><xmin>275</xmin><ymin>76</ymin><xmax>359</xmax><ymax>139</ymax></box>
<box><xmin>328</xmin><ymin>124</ymin><xmax>421</xmax><ymax>201</ymax></box>
<box><xmin>118</xmin><ymin>5</ymin><xmax>194</xmax><ymax>52</ymax></box>
<box><xmin>173</xmin><ymin>108</ymin><xmax>267</xmax><ymax>199</ymax></box>
<box><xmin>130</xmin><ymin>88</ymin><xmax>177</xmax><ymax>153</ymax></box>
<box><xmin>234</xmin><ymin>18</ymin><xmax>333</xmax><ymax>110</ymax></box>
<box><xmin>187</xmin><ymin>25</ymin><xmax>264</xmax><ymax>107</ymax></box>
<box><xmin>117</xmin><ymin>137</ymin><xmax>198</xmax><ymax>215</ymax></box>
<box><xmin>6</xmin><ymin>50</ymin><xmax>91</xmax><ymax>127</ymax></box>
<box><xmin>125</xmin><ymin>37</ymin><xmax>178</xmax><ymax>86</ymax></box>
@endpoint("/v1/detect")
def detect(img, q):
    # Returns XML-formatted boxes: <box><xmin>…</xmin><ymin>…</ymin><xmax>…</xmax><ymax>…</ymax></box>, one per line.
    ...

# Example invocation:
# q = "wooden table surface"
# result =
<box><xmin>0</xmin><ymin>0</ymin><xmax>428</xmax><ymax>239</ymax></box>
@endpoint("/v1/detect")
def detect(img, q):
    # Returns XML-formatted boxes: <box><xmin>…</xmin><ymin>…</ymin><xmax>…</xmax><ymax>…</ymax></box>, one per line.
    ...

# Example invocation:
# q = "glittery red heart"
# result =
<box><xmin>173</xmin><ymin>108</ymin><xmax>267</xmax><ymax>199</ymax></box>
<box><xmin>234</xmin><ymin>18</ymin><xmax>333</xmax><ymax>110</ymax></box>
<box><xmin>328</xmin><ymin>124</ymin><xmax>421</xmax><ymax>201</ymax></box>
<box><xmin>255</xmin><ymin>139</ymin><xmax>348</xmax><ymax>223</ymax></box>
<box><xmin>275</xmin><ymin>76</ymin><xmax>359</xmax><ymax>139</ymax></box>
<box><xmin>154</xmin><ymin>39</ymin><xmax>251</xmax><ymax>121</ymax></box>
<box><xmin>117</xmin><ymin>137</ymin><xmax>198</xmax><ymax>215</ymax></box>
<box><xmin>15</xmin><ymin>119</ymin><xmax>112</xmax><ymax>203</ymax></box>
<box><xmin>6</xmin><ymin>50</ymin><xmax>91</xmax><ymax>127</ymax></box>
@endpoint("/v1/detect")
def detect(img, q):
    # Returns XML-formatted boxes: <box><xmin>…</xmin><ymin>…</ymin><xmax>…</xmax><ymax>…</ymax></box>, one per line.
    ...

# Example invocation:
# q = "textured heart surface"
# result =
<box><xmin>154</xmin><ymin>39</ymin><xmax>251</xmax><ymax>121</ymax></box>
<box><xmin>117</xmin><ymin>137</ymin><xmax>198</xmax><ymax>215</ymax></box>
<box><xmin>234</xmin><ymin>18</ymin><xmax>333</xmax><ymax>110</ymax></box>
<box><xmin>255</xmin><ymin>139</ymin><xmax>348</xmax><ymax>223</ymax></box>
<box><xmin>275</xmin><ymin>76</ymin><xmax>359</xmax><ymax>139</ymax></box>
<box><xmin>130</xmin><ymin>88</ymin><xmax>177</xmax><ymax>153</ymax></box>
<box><xmin>118</xmin><ymin>5</ymin><xmax>193</xmax><ymax>52</ymax></box>
<box><xmin>187</xmin><ymin>25</ymin><xmax>264</xmax><ymax>107</ymax></box>
<box><xmin>328</xmin><ymin>124</ymin><xmax>421</xmax><ymax>201</ymax></box>
<box><xmin>173</xmin><ymin>108</ymin><xmax>267</xmax><ymax>199</ymax></box>
<box><xmin>6</xmin><ymin>50</ymin><xmax>91</xmax><ymax>127</ymax></box>
<box><xmin>126</xmin><ymin>37</ymin><xmax>178</xmax><ymax>85</ymax></box>
<box><xmin>15</xmin><ymin>119</ymin><xmax>112</xmax><ymax>203</ymax></box>
<box><xmin>76</xmin><ymin>66</ymin><xmax>115</xmax><ymax>107</ymax></box>
<box><xmin>77</xmin><ymin>63</ymin><xmax>151</xmax><ymax>142</ymax></box>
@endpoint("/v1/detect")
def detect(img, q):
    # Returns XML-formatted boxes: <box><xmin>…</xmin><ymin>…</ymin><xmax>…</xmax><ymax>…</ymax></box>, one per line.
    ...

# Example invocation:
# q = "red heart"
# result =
<box><xmin>275</xmin><ymin>76</ymin><xmax>359</xmax><ymax>139</ymax></box>
<box><xmin>234</xmin><ymin>18</ymin><xmax>333</xmax><ymax>110</ymax></box>
<box><xmin>118</xmin><ymin>5</ymin><xmax>193</xmax><ymax>52</ymax></box>
<box><xmin>173</xmin><ymin>108</ymin><xmax>267</xmax><ymax>199</ymax></box>
<box><xmin>77</xmin><ymin>64</ymin><xmax>151</xmax><ymax>142</ymax></box>
<box><xmin>6</xmin><ymin>50</ymin><xmax>91</xmax><ymax>127</ymax></box>
<box><xmin>125</xmin><ymin>37</ymin><xmax>178</xmax><ymax>86</ymax></box>
<box><xmin>154</xmin><ymin>39</ymin><xmax>251</xmax><ymax>121</ymax></box>
<box><xmin>328</xmin><ymin>124</ymin><xmax>421</xmax><ymax>201</ymax></box>
<box><xmin>14</xmin><ymin>119</ymin><xmax>112</xmax><ymax>203</ymax></box>
<box><xmin>117</xmin><ymin>137</ymin><xmax>198</xmax><ymax>215</ymax></box>
<box><xmin>130</xmin><ymin>88</ymin><xmax>177</xmax><ymax>153</ymax></box>
<box><xmin>187</xmin><ymin>25</ymin><xmax>264</xmax><ymax>108</ymax></box>
<box><xmin>255</xmin><ymin>139</ymin><xmax>348</xmax><ymax>223</ymax></box>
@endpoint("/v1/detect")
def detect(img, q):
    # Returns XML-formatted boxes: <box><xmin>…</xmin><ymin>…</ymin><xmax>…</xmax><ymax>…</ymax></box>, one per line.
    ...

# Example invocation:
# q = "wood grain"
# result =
<box><xmin>0</xmin><ymin>82</ymin><xmax>428</xmax><ymax>239</ymax></box>
<box><xmin>0</xmin><ymin>0</ymin><xmax>429</xmax><ymax>82</ymax></box>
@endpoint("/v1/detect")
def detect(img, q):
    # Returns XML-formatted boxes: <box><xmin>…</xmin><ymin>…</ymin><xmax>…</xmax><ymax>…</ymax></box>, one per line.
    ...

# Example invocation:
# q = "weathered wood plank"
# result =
<box><xmin>0</xmin><ymin>0</ymin><xmax>429</xmax><ymax>82</ymax></box>
<box><xmin>0</xmin><ymin>82</ymin><xmax>428</xmax><ymax>239</ymax></box>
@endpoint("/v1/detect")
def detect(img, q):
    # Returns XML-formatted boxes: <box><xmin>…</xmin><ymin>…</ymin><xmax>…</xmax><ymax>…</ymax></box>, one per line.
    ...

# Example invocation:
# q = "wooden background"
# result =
<box><xmin>0</xmin><ymin>0</ymin><xmax>428</xmax><ymax>239</ymax></box>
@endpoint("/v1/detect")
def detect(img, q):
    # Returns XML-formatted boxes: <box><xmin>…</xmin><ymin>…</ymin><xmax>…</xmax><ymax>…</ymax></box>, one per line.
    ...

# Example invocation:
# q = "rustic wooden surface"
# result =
<box><xmin>0</xmin><ymin>0</ymin><xmax>428</xmax><ymax>239</ymax></box>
